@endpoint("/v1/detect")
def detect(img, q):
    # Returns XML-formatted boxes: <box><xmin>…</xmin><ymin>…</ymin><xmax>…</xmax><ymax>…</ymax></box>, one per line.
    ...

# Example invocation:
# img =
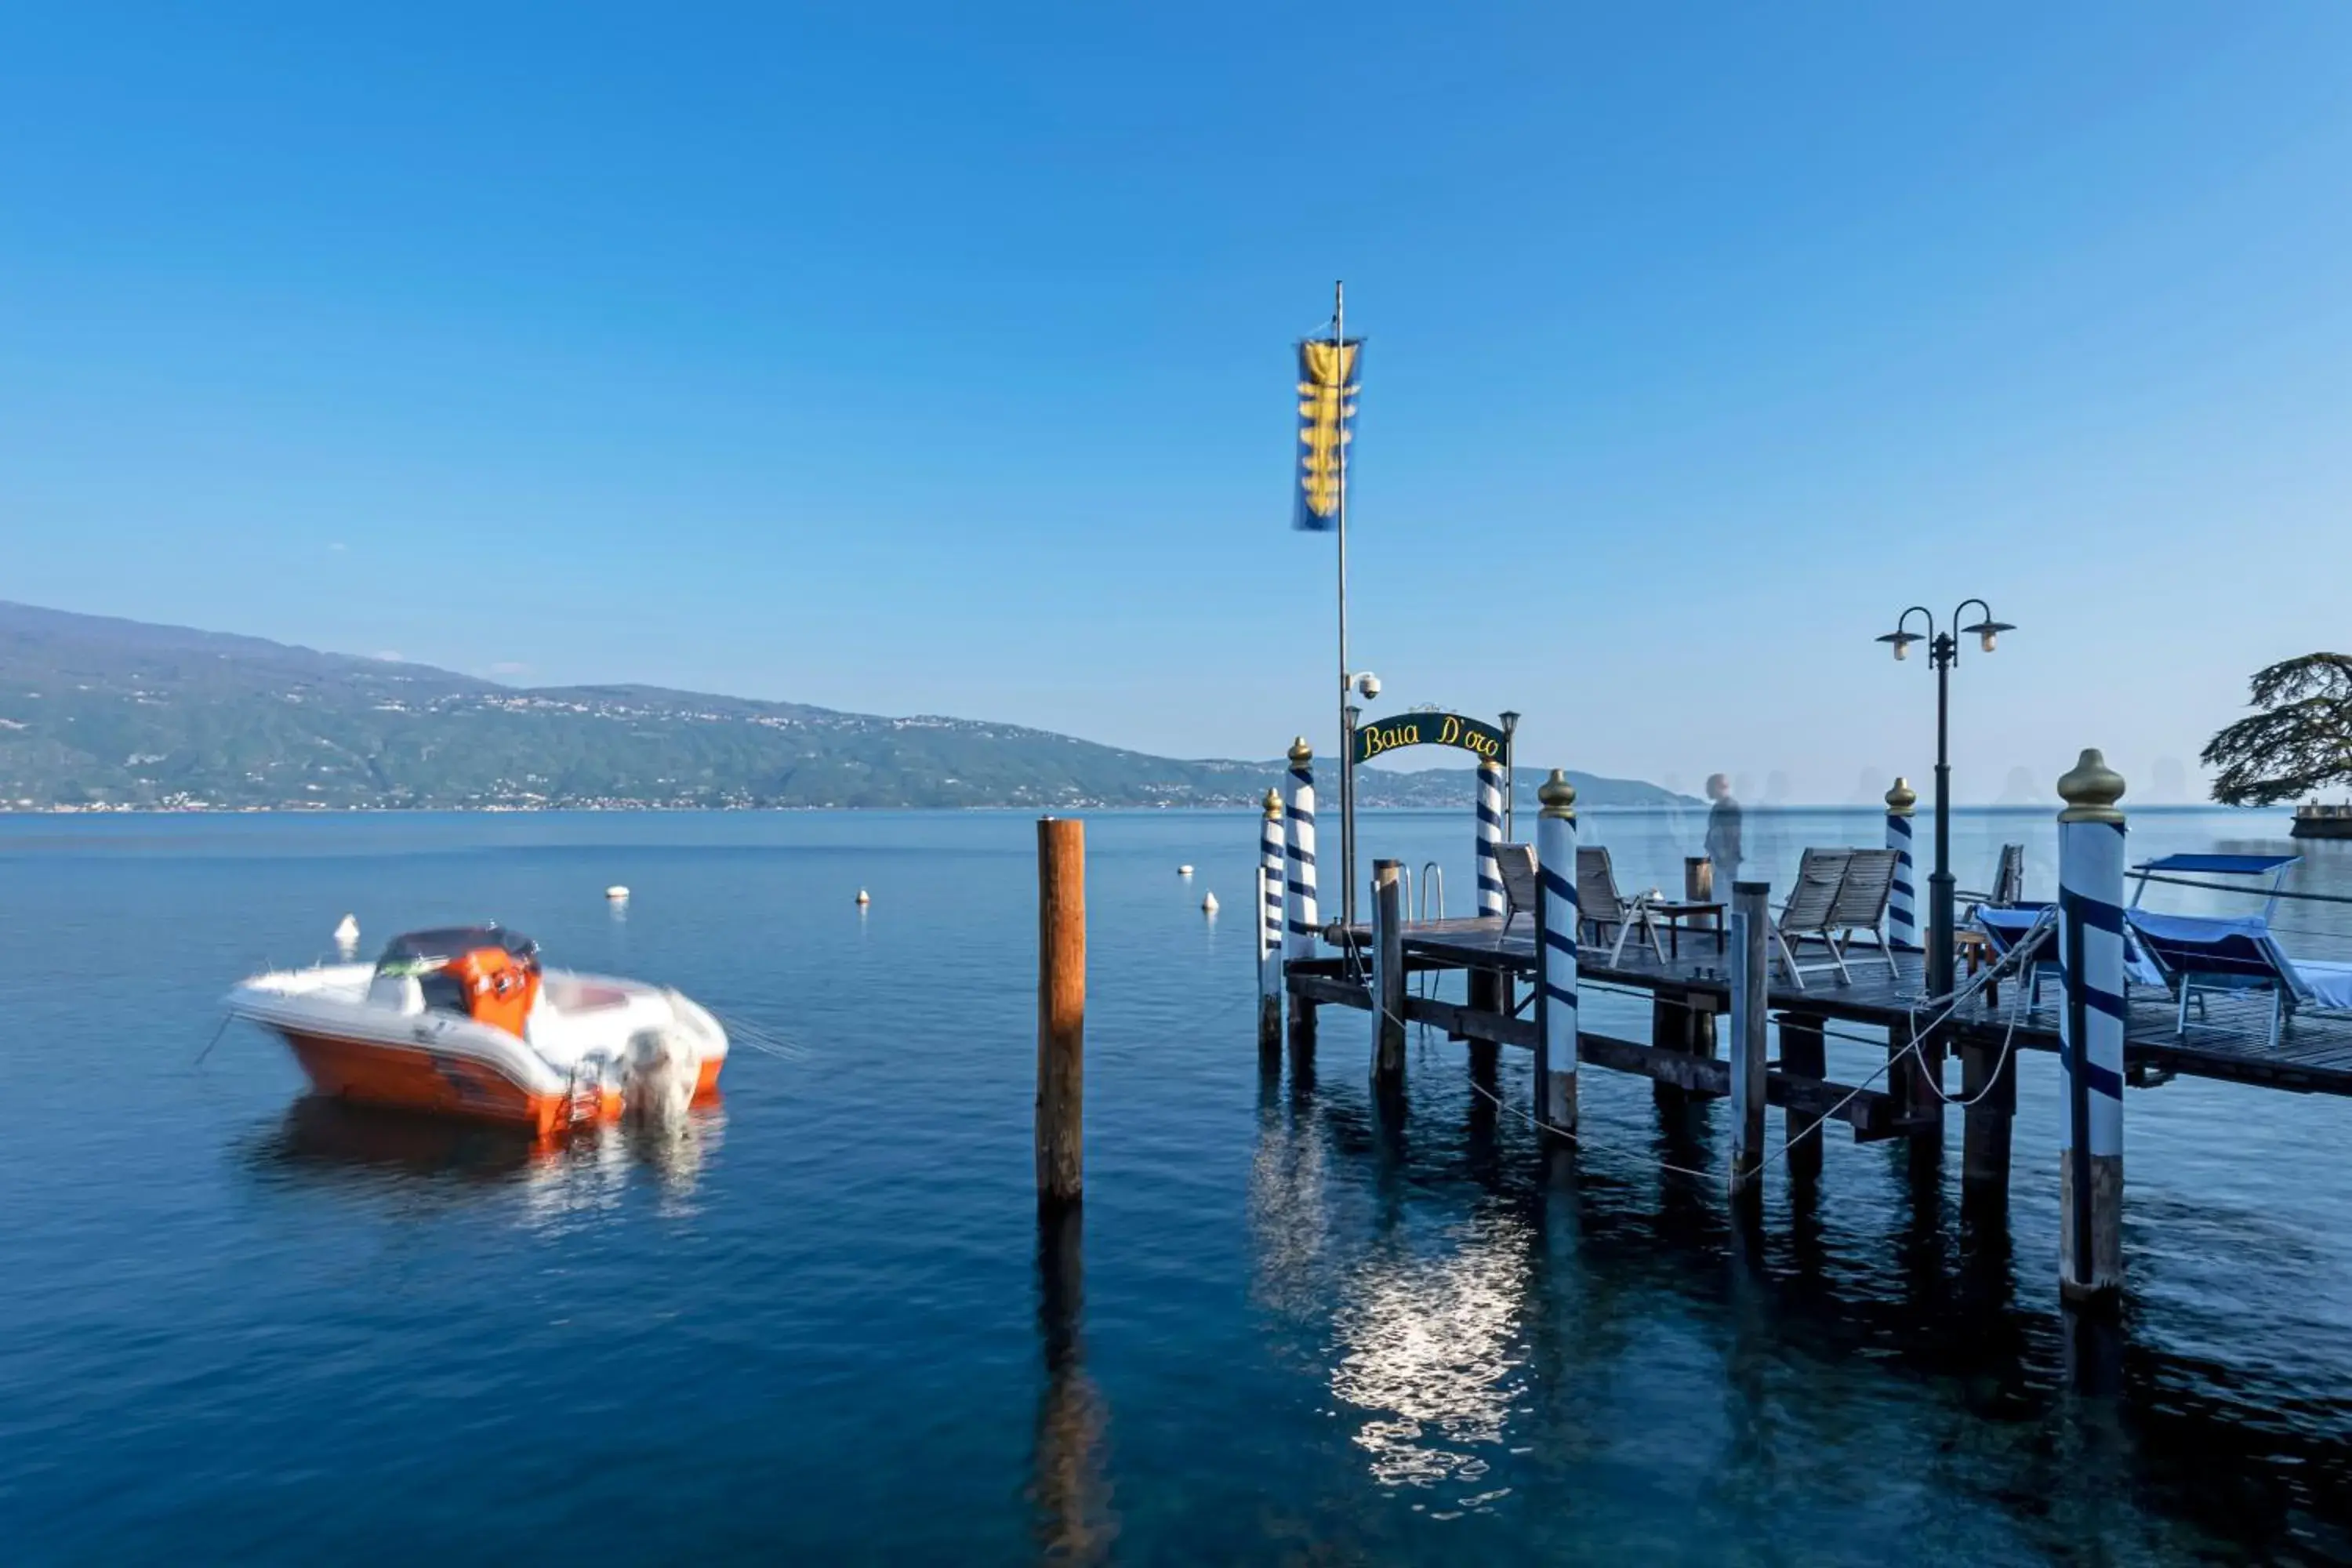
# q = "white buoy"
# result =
<box><xmin>606</xmin><ymin>885</ymin><xmax>630</xmax><ymax>902</ymax></box>
<box><xmin>1201</xmin><ymin>892</ymin><xmax>1219</xmax><ymax>913</ymax></box>
<box><xmin>1178</xmin><ymin>864</ymin><xmax>1194</xmax><ymax>877</ymax></box>
<box><xmin>856</xmin><ymin>888</ymin><xmax>871</xmax><ymax>906</ymax></box>
<box><xmin>332</xmin><ymin>914</ymin><xmax>360</xmax><ymax>950</ymax></box>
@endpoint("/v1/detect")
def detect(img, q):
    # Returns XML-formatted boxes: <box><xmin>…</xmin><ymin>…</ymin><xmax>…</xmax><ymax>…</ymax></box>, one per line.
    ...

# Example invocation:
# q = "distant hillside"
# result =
<box><xmin>0</xmin><ymin>601</ymin><xmax>1690</xmax><ymax>812</ymax></box>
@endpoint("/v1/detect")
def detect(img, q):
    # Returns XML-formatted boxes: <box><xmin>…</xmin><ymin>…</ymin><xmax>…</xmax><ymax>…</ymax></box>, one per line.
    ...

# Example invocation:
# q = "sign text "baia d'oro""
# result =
<box><xmin>1352</xmin><ymin>711</ymin><xmax>1508</xmax><ymax>766</ymax></box>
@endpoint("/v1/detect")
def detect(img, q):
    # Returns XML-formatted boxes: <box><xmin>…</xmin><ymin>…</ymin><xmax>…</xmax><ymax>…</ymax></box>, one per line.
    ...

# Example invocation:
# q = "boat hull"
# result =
<box><xmin>229</xmin><ymin>965</ymin><xmax>728</xmax><ymax>1134</ymax></box>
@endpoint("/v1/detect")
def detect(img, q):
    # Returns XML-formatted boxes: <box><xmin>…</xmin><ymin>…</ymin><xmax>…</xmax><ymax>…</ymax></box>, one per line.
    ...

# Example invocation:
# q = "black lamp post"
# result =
<box><xmin>1498</xmin><ymin>710</ymin><xmax>1521</xmax><ymax>838</ymax></box>
<box><xmin>1876</xmin><ymin>600</ymin><xmax>2016</xmax><ymax>1003</ymax></box>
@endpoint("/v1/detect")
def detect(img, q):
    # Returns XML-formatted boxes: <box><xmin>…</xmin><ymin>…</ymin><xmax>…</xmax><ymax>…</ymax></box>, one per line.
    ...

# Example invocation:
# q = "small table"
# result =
<box><xmin>1646</xmin><ymin>900</ymin><xmax>1726</xmax><ymax>958</ymax></box>
<box><xmin>1955</xmin><ymin>927</ymin><xmax>1996</xmax><ymax>1008</ymax></box>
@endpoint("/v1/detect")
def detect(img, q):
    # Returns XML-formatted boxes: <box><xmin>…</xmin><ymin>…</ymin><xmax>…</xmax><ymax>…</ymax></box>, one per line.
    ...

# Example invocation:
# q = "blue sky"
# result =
<box><xmin>3</xmin><ymin>4</ymin><xmax>2348</xmax><ymax>801</ymax></box>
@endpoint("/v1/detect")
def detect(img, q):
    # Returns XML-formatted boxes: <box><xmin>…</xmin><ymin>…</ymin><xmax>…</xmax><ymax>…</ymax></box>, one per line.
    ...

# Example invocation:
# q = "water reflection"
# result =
<box><xmin>1030</xmin><ymin>1204</ymin><xmax>1115</xmax><ymax>1563</ymax></box>
<box><xmin>1246</xmin><ymin>1066</ymin><xmax>2352</xmax><ymax>1558</ymax></box>
<box><xmin>1329</xmin><ymin>1210</ymin><xmax>1532</xmax><ymax>1497</ymax></box>
<box><xmin>247</xmin><ymin>1095</ymin><xmax>724</xmax><ymax>1222</ymax></box>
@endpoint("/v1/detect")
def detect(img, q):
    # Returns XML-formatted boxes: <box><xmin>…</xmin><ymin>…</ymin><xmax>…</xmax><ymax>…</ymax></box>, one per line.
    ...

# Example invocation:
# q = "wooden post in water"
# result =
<box><xmin>1258</xmin><ymin>789</ymin><xmax>1286</xmax><ymax>1066</ymax></box>
<box><xmin>2056</xmin><ymin>750</ymin><xmax>2127</xmax><ymax>1304</ymax></box>
<box><xmin>1779</xmin><ymin>1011</ymin><xmax>1827</xmax><ymax>1182</ymax></box>
<box><xmin>1534</xmin><ymin>770</ymin><xmax>1580</xmax><ymax>1134</ymax></box>
<box><xmin>1283</xmin><ymin>739</ymin><xmax>1321</xmax><ymax>1061</ymax></box>
<box><xmin>1729</xmin><ymin>880</ymin><xmax>1770</xmax><ymax>1194</ymax></box>
<box><xmin>1960</xmin><ymin>1034</ymin><xmax>2016</xmax><ymax>1200</ymax></box>
<box><xmin>1036</xmin><ymin>817</ymin><xmax>1086</xmax><ymax>1207</ymax></box>
<box><xmin>1371</xmin><ymin>859</ymin><xmax>1406</xmax><ymax>1087</ymax></box>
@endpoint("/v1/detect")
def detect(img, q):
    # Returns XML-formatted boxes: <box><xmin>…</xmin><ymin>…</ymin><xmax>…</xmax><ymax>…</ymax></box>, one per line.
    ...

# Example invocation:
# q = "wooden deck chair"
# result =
<box><xmin>1495</xmin><ymin>842</ymin><xmax>1539</xmax><ymax>939</ymax></box>
<box><xmin>1959</xmin><ymin>843</ymin><xmax>2026</xmax><ymax>921</ymax></box>
<box><xmin>1576</xmin><ymin>844</ymin><xmax>1664</xmax><ymax>965</ymax></box>
<box><xmin>1771</xmin><ymin>848</ymin><xmax>1853</xmax><ymax>989</ymax></box>
<box><xmin>1824</xmin><ymin>848</ymin><xmax>1901</xmax><ymax>978</ymax></box>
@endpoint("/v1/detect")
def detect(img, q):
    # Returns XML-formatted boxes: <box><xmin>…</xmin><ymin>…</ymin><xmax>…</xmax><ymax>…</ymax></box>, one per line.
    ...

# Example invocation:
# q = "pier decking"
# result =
<box><xmin>1305</xmin><ymin>915</ymin><xmax>2352</xmax><ymax>1097</ymax></box>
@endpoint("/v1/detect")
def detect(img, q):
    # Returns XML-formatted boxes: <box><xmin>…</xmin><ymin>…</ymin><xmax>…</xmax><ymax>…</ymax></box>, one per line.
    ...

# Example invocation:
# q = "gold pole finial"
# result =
<box><xmin>1885</xmin><ymin>776</ymin><xmax>1917</xmax><ymax>815</ymax></box>
<box><xmin>2056</xmin><ymin>750</ymin><xmax>2127</xmax><ymax>823</ymax></box>
<box><xmin>1263</xmin><ymin>787</ymin><xmax>1284</xmax><ymax>818</ymax></box>
<box><xmin>1287</xmin><ymin>735</ymin><xmax>1313</xmax><ymax>765</ymax></box>
<box><xmin>1537</xmin><ymin>768</ymin><xmax>1577</xmax><ymax>820</ymax></box>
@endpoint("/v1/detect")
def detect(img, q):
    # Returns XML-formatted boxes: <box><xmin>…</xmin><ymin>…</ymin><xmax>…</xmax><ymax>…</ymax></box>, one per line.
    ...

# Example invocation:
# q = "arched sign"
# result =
<box><xmin>1352</xmin><ymin>710</ymin><xmax>1508</xmax><ymax>766</ymax></box>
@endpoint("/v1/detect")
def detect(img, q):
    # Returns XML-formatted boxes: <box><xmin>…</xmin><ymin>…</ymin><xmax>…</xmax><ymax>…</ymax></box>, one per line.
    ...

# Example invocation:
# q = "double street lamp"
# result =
<box><xmin>1876</xmin><ymin>600</ymin><xmax>2016</xmax><ymax>1004</ymax></box>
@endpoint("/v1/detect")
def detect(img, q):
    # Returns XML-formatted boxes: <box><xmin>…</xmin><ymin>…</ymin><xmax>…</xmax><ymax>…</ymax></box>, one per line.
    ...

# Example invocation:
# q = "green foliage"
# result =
<box><xmin>0</xmin><ymin>602</ymin><xmax>1686</xmax><ymax>811</ymax></box>
<box><xmin>2201</xmin><ymin>653</ymin><xmax>2352</xmax><ymax>806</ymax></box>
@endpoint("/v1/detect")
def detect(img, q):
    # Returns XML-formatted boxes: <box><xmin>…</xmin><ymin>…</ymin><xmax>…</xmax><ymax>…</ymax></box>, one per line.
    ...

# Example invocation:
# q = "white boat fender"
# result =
<box><xmin>333</xmin><ymin>914</ymin><xmax>361</xmax><ymax>949</ymax></box>
<box><xmin>1202</xmin><ymin>892</ymin><xmax>1219</xmax><ymax>913</ymax></box>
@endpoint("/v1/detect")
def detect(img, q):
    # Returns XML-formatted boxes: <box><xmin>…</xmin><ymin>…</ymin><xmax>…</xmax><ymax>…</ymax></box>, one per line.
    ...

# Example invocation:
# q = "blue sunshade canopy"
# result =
<box><xmin>2134</xmin><ymin>854</ymin><xmax>2300</xmax><ymax>876</ymax></box>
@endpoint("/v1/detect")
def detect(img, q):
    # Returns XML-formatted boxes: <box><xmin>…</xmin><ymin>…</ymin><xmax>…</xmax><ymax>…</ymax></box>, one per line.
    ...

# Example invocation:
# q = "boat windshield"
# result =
<box><xmin>375</xmin><ymin>926</ymin><xmax>540</xmax><ymax>975</ymax></box>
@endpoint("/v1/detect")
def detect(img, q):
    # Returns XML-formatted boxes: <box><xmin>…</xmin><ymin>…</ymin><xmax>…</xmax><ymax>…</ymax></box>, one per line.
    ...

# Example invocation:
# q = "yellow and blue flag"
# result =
<box><xmin>1293</xmin><ymin>337</ymin><xmax>1362</xmax><ymax>532</ymax></box>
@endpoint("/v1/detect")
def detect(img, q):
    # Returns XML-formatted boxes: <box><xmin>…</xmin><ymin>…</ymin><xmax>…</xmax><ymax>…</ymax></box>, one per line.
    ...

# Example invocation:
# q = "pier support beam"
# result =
<box><xmin>1371</xmin><ymin>860</ymin><xmax>1406</xmax><ymax>1087</ymax></box>
<box><xmin>1258</xmin><ymin>789</ymin><xmax>1286</xmax><ymax>1067</ymax></box>
<box><xmin>1730</xmin><ymin>881</ymin><xmax>1769</xmax><ymax>1195</ymax></box>
<box><xmin>1535</xmin><ymin>771</ymin><xmax>1580</xmax><ymax>1135</ymax></box>
<box><xmin>2056</xmin><ymin>750</ymin><xmax>2128</xmax><ymax>1305</ymax></box>
<box><xmin>1778</xmin><ymin>1011</ymin><xmax>1826</xmax><ymax>1182</ymax></box>
<box><xmin>1960</xmin><ymin>1035</ymin><xmax>2016</xmax><ymax>1201</ymax></box>
<box><xmin>1036</xmin><ymin>817</ymin><xmax>1086</xmax><ymax>1208</ymax></box>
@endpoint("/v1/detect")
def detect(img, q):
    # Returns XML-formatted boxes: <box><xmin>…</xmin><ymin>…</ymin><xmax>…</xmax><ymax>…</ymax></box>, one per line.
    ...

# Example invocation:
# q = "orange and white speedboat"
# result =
<box><xmin>227</xmin><ymin>926</ymin><xmax>729</xmax><ymax>1136</ymax></box>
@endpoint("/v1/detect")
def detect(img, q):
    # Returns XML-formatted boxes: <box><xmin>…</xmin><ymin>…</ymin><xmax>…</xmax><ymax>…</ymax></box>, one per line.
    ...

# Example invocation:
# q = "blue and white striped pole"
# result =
<box><xmin>1259</xmin><ymin>788</ymin><xmax>1286</xmax><ymax>1058</ymax></box>
<box><xmin>1284</xmin><ymin>738</ymin><xmax>1319</xmax><ymax>960</ymax></box>
<box><xmin>1534</xmin><ymin>770</ymin><xmax>1579</xmax><ymax>1133</ymax></box>
<box><xmin>1886</xmin><ymin>776</ymin><xmax>1919</xmax><ymax>951</ymax></box>
<box><xmin>2057</xmin><ymin>750</ymin><xmax>2128</xmax><ymax>1303</ymax></box>
<box><xmin>1475</xmin><ymin>758</ymin><xmax>1505</xmax><ymax>921</ymax></box>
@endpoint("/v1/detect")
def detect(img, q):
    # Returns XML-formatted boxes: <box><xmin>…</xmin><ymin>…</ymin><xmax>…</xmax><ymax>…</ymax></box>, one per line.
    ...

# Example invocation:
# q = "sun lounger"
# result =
<box><xmin>2126</xmin><ymin>909</ymin><xmax>2352</xmax><ymax>1051</ymax></box>
<box><xmin>1495</xmin><ymin>842</ymin><xmax>1539</xmax><ymax>940</ymax></box>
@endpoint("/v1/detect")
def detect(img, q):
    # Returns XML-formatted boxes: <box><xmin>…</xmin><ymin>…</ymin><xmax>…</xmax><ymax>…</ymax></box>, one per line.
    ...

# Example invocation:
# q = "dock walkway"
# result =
<box><xmin>1311</xmin><ymin>915</ymin><xmax>2352</xmax><ymax>1098</ymax></box>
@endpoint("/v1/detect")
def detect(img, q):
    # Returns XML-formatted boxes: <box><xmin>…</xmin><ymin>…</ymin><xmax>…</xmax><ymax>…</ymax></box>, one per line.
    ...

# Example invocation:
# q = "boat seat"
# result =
<box><xmin>365</xmin><ymin>971</ymin><xmax>425</xmax><ymax>1015</ymax></box>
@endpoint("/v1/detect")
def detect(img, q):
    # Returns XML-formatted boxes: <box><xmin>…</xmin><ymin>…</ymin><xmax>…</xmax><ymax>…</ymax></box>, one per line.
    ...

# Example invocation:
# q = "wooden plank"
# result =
<box><xmin>1290</xmin><ymin>974</ymin><xmax>1370</xmax><ymax>1011</ymax></box>
<box><xmin>1402</xmin><ymin>995</ymin><xmax>1537</xmax><ymax>1049</ymax></box>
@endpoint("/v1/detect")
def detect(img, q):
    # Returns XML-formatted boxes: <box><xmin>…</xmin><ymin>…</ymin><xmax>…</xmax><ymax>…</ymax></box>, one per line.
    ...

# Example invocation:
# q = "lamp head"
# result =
<box><xmin>1876</xmin><ymin>630</ymin><xmax>1921</xmax><ymax>662</ymax></box>
<box><xmin>1960</xmin><ymin>617</ymin><xmax>2015</xmax><ymax>653</ymax></box>
<box><xmin>1498</xmin><ymin>710</ymin><xmax>1520</xmax><ymax>735</ymax></box>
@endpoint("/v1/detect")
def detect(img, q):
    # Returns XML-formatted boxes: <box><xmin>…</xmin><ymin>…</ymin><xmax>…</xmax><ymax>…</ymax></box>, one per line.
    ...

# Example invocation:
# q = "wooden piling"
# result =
<box><xmin>1036</xmin><ymin>816</ymin><xmax>1085</xmax><ymax>1207</ymax></box>
<box><xmin>1371</xmin><ymin>859</ymin><xmax>1406</xmax><ymax>1086</ymax></box>
<box><xmin>1778</xmin><ymin>1011</ymin><xmax>1827</xmax><ymax>1181</ymax></box>
<box><xmin>1535</xmin><ymin>769</ymin><xmax>1581</xmax><ymax>1134</ymax></box>
<box><xmin>1960</xmin><ymin>1037</ymin><xmax>2015</xmax><ymax>1196</ymax></box>
<box><xmin>2056</xmin><ymin>749</ymin><xmax>2128</xmax><ymax>1305</ymax></box>
<box><xmin>1729</xmin><ymin>881</ymin><xmax>1769</xmax><ymax>1193</ymax></box>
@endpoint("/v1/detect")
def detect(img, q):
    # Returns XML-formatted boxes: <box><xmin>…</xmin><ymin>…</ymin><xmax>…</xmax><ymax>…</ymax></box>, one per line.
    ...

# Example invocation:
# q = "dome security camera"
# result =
<box><xmin>1355</xmin><ymin>672</ymin><xmax>1381</xmax><ymax>701</ymax></box>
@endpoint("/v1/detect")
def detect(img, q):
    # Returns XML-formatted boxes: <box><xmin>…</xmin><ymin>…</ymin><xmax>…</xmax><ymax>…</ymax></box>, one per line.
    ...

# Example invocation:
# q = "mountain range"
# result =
<box><xmin>0</xmin><ymin>601</ymin><xmax>1690</xmax><ymax>812</ymax></box>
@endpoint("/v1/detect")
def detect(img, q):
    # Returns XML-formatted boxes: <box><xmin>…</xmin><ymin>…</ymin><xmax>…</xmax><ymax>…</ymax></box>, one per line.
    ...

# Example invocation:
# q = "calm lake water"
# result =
<box><xmin>5</xmin><ymin>806</ymin><xmax>2352</xmax><ymax>1563</ymax></box>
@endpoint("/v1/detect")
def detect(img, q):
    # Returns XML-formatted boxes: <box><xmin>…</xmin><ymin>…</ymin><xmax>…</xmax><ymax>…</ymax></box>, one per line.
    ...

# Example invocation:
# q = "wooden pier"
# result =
<box><xmin>1296</xmin><ymin>915</ymin><xmax>2352</xmax><ymax>1099</ymax></box>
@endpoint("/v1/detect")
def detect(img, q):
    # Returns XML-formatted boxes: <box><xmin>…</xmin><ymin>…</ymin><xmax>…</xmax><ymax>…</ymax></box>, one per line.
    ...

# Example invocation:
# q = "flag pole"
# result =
<box><xmin>1333</xmin><ymin>279</ymin><xmax>1356</xmax><ymax>946</ymax></box>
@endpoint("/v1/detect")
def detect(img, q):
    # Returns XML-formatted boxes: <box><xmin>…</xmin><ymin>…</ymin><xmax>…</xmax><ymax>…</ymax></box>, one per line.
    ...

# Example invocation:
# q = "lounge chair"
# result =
<box><xmin>1958</xmin><ymin>843</ymin><xmax>2026</xmax><ymax>919</ymax></box>
<box><xmin>1577</xmin><ymin>844</ymin><xmax>1664</xmax><ymax>964</ymax></box>
<box><xmin>1824</xmin><ymin>847</ymin><xmax>1902</xmax><ymax>978</ymax></box>
<box><xmin>1494</xmin><ymin>842</ymin><xmax>1539</xmax><ymax>940</ymax></box>
<box><xmin>2125</xmin><ymin>909</ymin><xmax>2352</xmax><ymax>1051</ymax></box>
<box><xmin>1976</xmin><ymin>902</ymin><xmax>2165</xmax><ymax>1012</ymax></box>
<box><xmin>1769</xmin><ymin>848</ymin><xmax>1853</xmax><ymax>988</ymax></box>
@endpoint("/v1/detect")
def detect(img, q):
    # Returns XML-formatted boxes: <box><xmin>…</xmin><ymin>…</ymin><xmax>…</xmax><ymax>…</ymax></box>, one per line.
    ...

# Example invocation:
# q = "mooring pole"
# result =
<box><xmin>2056</xmin><ymin>750</ymin><xmax>2127</xmax><ymax>1304</ymax></box>
<box><xmin>1886</xmin><ymin>777</ymin><xmax>1919</xmax><ymax>951</ymax></box>
<box><xmin>1475</xmin><ymin>757</ymin><xmax>1506</xmax><ymax>921</ymax></box>
<box><xmin>1730</xmin><ymin>880</ymin><xmax>1771</xmax><ymax>1195</ymax></box>
<box><xmin>1778</xmin><ymin>1011</ymin><xmax>1827</xmax><ymax>1183</ymax></box>
<box><xmin>1283</xmin><ymin>738</ymin><xmax>1319</xmax><ymax>964</ymax></box>
<box><xmin>1258</xmin><ymin>789</ymin><xmax>1286</xmax><ymax>1065</ymax></box>
<box><xmin>1534</xmin><ymin>771</ymin><xmax>1580</xmax><ymax>1134</ymax></box>
<box><xmin>1370</xmin><ymin>858</ymin><xmax>1405</xmax><ymax>1087</ymax></box>
<box><xmin>1036</xmin><ymin>817</ymin><xmax>1085</xmax><ymax>1207</ymax></box>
